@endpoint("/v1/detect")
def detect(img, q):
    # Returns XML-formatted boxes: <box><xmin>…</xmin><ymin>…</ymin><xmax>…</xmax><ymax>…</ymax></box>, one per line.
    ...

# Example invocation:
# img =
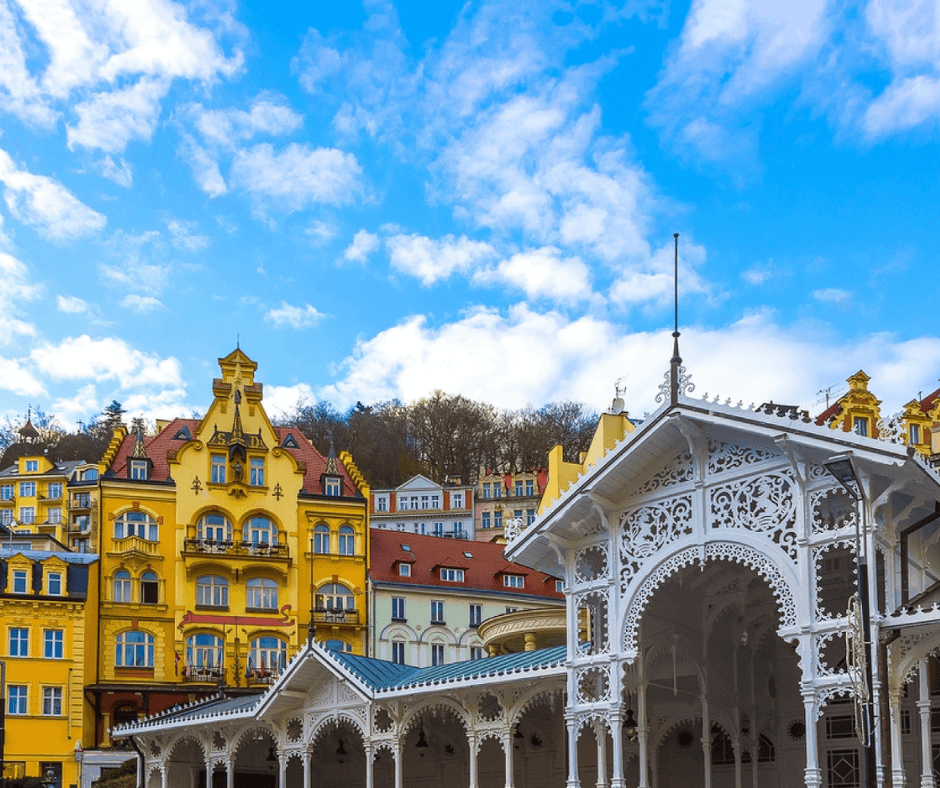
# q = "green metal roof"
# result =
<box><xmin>328</xmin><ymin>645</ymin><xmax>567</xmax><ymax>691</ymax></box>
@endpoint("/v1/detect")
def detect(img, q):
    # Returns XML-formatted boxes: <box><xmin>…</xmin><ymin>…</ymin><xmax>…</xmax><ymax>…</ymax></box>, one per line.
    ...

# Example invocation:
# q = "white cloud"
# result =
<box><xmin>343</xmin><ymin>229</ymin><xmax>380</xmax><ymax>263</ymax></box>
<box><xmin>386</xmin><ymin>233</ymin><xmax>496</xmax><ymax>285</ymax></box>
<box><xmin>95</xmin><ymin>156</ymin><xmax>133</xmax><ymax>187</ymax></box>
<box><xmin>264</xmin><ymin>382</ymin><xmax>316</xmax><ymax>419</ymax></box>
<box><xmin>167</xmin><ymin>219</ymin><xmax>208</xmax><ymax>251</ymax></box>
<box><xmin>192</xmin><ymin>94</ymin><xmax>303</xmax><ymax>147</ymax></box>
<box><xmin>0</xmin><ymin>253</ymin><xmax>39</xmax><ymax>346</ymax></box>
<box><xmin>179</xmin><ymin>134</ymin><xmax>228</xmax><ymax>197</ymax></box>
<box><xmin>812</xmin><ymin>287</ymin><xmax>852</xmax><ymax>304</ymax></box>
<box><xmin>29</xmin><ymin>335</ymin><xmax>183</xmax><ymax>390</ymax></box>
<box><xmin>51</xmin><ymin>383</ymin><xmax>99</xmax><ymax>424</ymax></box>
<box><xmin>474</xmin><ymin>247</ymin><xmax>596</xmax><ymax>304</ymax></box>
<box><xmin>609</xmin><ymin>239</ymin><xmax>710</xmax><ymax>307</ymax></box>
<box><xmin>121</xmin><ymin>387</ymin><xmax>191</xmax><ymax>424</ymax></box>
<box><xmin>120</xmin><ymin>294</ymin><xmax>164</xmax><ymax>312</ymax></box>
<box><xmin>100</xmin><ymin>257</ymin><xmax>172</xmax><ymax>296</ymax></box>
<box><xmin>306</xmin><ymin>220</ymin><xmax>338</xmax><ymax>245</ymax></box>
<box><xmin>229</xmin><ymin>143</ymin><xmax>362</xmax><ymax>212</ymax></box>
<box><xmin>742</xmin><ymin>264</ymin><xmax>774</xmax><ymax>285</ymax></box>
<box><xmin>0</xmin><ymin>148</ymin><xmax>106</xmax><ymax>239</ymax></box>
<box><xmin>57</xmin><ymin>295</ymin><xmax>90</xmax><ymax>314</ymax></box>
<box><xmin>0</xmin><ymin>356</ymin><xmax>44</xmax><ymax>396</ymax></box>
<box><xmin>264</xmin><ymin>302</ymin><xmax>325</xmax><ymax>329</ymax></box>
<box><xmin>67</xmin><ymin>77</ymin><xmax>168</xmax><ymax>153</ymax></box>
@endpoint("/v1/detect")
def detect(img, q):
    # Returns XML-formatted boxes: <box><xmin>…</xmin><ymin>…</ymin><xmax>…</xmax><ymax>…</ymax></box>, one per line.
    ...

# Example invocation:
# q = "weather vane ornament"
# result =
<box><xmin>656</xmin><ymin>232</ymin><xmax>694</xmax><ymax>405</ymax></box>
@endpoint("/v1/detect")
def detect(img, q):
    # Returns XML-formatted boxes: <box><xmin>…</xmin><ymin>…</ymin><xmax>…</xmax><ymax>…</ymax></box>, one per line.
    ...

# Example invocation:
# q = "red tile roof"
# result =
<box><xmin>107</xmin><ymin>420</ymin><xmax>360</xmax><ymax>497</ymax></box>
<box><xmin>369</xmin><ymin>529</ymin><xmax>563</xmax><ymax>598</ymax></box>
<box><xmin>814</xmin><ymin>401</ymin><xmax>841</xmax><ymax>427</ymax></box>
<box><xmin>920</xmin><ymin>387</ymin><xmax>940</xmax><ymax>413</ymax></box>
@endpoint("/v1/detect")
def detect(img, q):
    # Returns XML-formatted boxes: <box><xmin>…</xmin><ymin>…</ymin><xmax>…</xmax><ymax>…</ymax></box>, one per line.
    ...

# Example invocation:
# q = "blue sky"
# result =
<box><xmin>1</xmin><ymin>0</ymin><xmax>939</xmax><ymax>428</ymax></box>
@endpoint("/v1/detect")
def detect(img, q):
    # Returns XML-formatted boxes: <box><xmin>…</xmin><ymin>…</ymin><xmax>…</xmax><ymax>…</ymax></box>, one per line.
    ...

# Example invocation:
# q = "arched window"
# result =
<box><xmin>246</xmin><ymin>578</ymin><xmax>278</xmax><ymax>610</ymax></box>
<box><xmin>185</xmin><ymin>633</ymin><xmax>223</xmax><ymax>675</ymax></box>
<box><xmin>315</xmin><ymin>583</ymin><xmax>354</xmax><ymax>611</ymax></box>
<box><xmin>244</xmin><ymin>516</ymin><xmax>277</xmax><ymax>546</ymax></box>
<box><xmin>314</xmin><ymin>524</ymin><xmax>330</xmax><ymax>554</ymax></box>
<box><xmin>196</xmin><ymin>575</ymin><xmax>228</xmax><ymax>608</ymax></box>
<box><xmin>114</xmin><ymin>511</ymin><xmax>158</xmax><ymax>541</ymax></box>
<box><xmin>113</xmin><ymin>571</ymin><xmax>132</xmax><ymax>603</ymax></box>
<box><xmin>115</xmin><ymin>631</ymin><xmax>154</xmax><ymax>668</ymax></box>
<box><xmin>197</xmin><ymin>514</ymin><xmax>232</xmax><ymax>546</ymax></box>
<box><xmin>338</xmin><ymin>525</ymin><xmax>355</xmax><ymax>556</ymax></box>
<box><xmin>140</xmin><ymin>572</ymin><xmax>159</xmax><ymax>605</ymax></box>
<box><xmin>249</xmin><ymin>636</ymin><xmax>286</xmax><ymax>677</ymax></box>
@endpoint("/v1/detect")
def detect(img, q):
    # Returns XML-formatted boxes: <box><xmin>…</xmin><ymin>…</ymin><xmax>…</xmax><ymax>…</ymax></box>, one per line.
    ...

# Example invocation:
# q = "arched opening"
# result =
<box><xmin>402</xmin><ymin>706</ymin><xmax>469</xmax><ymax>787</ymax></box>
<box><xmin>308</xmin><ymin>718</ymin><xmax>366</xmax><ymax>787</ymax></box>
<box><xmin>513</xmin><ymin>695</ymin><xmax>565</xmax><ymax>786</ymax></box>
<box><xmin>233</xmin><ymin>728</ymin><xmax>278</xmax><ymax>787</ymax></box>
<box><xmin>165</xmin><ymin>737</ymin><xmax>205</xmax><ymax>787</ymax></box>
<box><xmin>634</xmin><ymin>557</ymin><xmax>801</xmax><ymax>788</ymax></box>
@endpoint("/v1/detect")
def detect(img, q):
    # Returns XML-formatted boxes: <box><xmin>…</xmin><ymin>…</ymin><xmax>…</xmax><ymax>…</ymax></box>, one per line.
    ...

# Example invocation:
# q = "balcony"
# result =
<box><xmin>72</xmin><ymin>495</ymin><xmax>93</xmax><ymax>511</ymax></box>
<box><xmin>246</xmin><ymin>669</ymin><xmax>281</xmax><ymax>686</ymax></box>
<box><xmin>182</xmin><ymin>539</ymin><xmax>289</xmax><ymax>560</ymax></box>
<box><xmin>0</xmin><ymin>498</ymin><xmax>13</xmax><ymax>507</ymax></box>
<box><xmin>182</xmin><ymin>666</ymin><xmax>224</xmax><ymax>683</ymax></box>
<box><xmin>108</xmin><ymin>536</ymin><xmax>162</xmax><ymax>560</ymax></box>
<box><xmin>312</xmin><ymin>608</ymin><xmax>360</xmax><ymax>625</ymax></box>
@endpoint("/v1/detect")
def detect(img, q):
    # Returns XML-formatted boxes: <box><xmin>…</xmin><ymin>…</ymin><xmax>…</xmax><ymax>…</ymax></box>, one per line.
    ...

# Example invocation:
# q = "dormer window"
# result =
<box><xmin>440</xmin><ymin>568</ymin><xmax>464</xmax><ymax>582</ymax></box>
<box><xmin>24</xmin><ymin>460</ymin><xmax>37</xmax><ymax>472</ymax></box>
<box><xmin>910</xmin><ymin>424</ymin><xmax>921</xmax><ymax>444</ymax></box>
<box><xmin>399</xmin><ymin>563</ymin><xmax>411</xmax><ymax>577</ymax></box>
<box><xmin>853</xmin><ymin>417</ymin><xmax>869</xmax><ymax>437</ymax></box>
<box><xmin>130</xmin><ymin>460</ymin><xmax>149</xmax><ymax>480</ymax></box>
<box><xmin>324</xmin><ymin>476</ymin><xmax>342</xmax><ymax>497</ymax></box>
<box><xmin>12</xmin><ymin>570</ymin><xmax>28</xmax><ymax>594</ymax></box>
<box><xmin>503</xmin><ymin>574</ymin><xmax>525</xmax><ymax>588</ymax></box>
<box><xmin>80</xmin><ymin>468</ymin><xmax>97</xmax><ymax>481</ymax></box>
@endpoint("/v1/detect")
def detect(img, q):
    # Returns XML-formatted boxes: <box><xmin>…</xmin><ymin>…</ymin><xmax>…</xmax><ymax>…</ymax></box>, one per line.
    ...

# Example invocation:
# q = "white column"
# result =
<box><xmin>278</xmin><ymin>753</ymin><xmax>286</xmax><ymax>788</ymax></box>
<box><xmin>394</xmin><ymin>740</ymin><xmax>403</xmax><ymax>788</ymax></box>
<box><xmin>566</xmin><ymin>717</ymin><xmax>580</xmax><ymax>788</ymax></box>
<box><xmin>700</xmin><ymin>695</ymin><xmax>712</xmax><ymax>788</ymax></box>
<box><xmin>161</xmin><ymin>766</ymin><xmax>169</xmax><ymax>788</ymax></box>
<box><xmin>889</xmin><ymin>687</ymin><xmax>905</xmax><ymax>788</ymax></box>
<box><xmin>732</xmin><ymin>735</ymin><xmax>742</xmax><ymax>788</ymax></box>
<box><xmin>595</xmin><ymin>720</ymin><xmax>608</xmax><ymax>788</ymax></box>
<box><xmin>802</xmin><ymin>689</ymin><xmax>821</xmax><ymax>788</ymax></box>
<box><xmin>919</xmin><ymin>660</ymin><xmax>935</xmax><ymax>788</ymax></box>
<box><xmin>638</xmin><ymin>682</ymin><xmax>649</xmax><ymax>788</ymax></box>
<box><xmin>303</xmin><ymin>749</ymin><xmax>311</xmax><ymax>788</ymax></box>
<box><xmin>468</xmin><ymin>734</ymin><xmax>478</xmax><ymax>788</ymax></box>
<box><xmin>365</xmin><ymin>744</ymin><xmax>374</xmax><ymax>788</ymax></box>
<box><xmin>226</xmin><ymin>758</ymin><xmax>235</xmax><ymax>788</ymax></box>
<box><xmin>504</xmin><ymin>731</ymin><xmax>515</xmax><ymax>788</ymax></box>
<box><xmin>610</xmin><ymin>711</ymin><xmax>625</xmax><ymax>788</ymax></box>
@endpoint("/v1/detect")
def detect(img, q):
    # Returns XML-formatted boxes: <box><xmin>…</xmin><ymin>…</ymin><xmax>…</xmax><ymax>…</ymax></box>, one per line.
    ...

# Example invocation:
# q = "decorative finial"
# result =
<box><xmin>655</xmin><ymin>233</ymin><xmax>694</xmax><ymax>407</ymax></box>
<box><xmin>131</xmin><ymin>418</ymin><xmax>148</xmax><ymax>459</ymax></box>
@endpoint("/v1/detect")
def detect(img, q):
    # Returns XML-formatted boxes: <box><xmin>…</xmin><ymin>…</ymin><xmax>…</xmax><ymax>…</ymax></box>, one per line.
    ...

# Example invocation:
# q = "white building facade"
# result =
<box><xmin>371</xmin><ymin>475</ymin><xmax>476</xmax><ymax>540</ymax></box>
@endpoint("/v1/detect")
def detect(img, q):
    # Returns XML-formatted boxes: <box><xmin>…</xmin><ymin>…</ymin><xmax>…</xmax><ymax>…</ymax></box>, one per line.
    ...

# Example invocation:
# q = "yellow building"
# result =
<box><xmin>89</xmin><ymin>349</ymin><xmax>369</xmax><ymax>746</ymax></box>
<box><xmin>0</xmin><ymin>452</ymin><xmax>74</xmax><ymax>545</ymax></box>
<box><xmin>0</xmin><ymin>545</ymin><xmax>98</xmax><ymax>786</ymax></box>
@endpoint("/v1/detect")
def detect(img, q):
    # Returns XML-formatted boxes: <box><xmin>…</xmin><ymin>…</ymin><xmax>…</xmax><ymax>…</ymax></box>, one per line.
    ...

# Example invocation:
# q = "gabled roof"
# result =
<box><xmin>369</xmin><ymin>529</ymin><xmax>562</xmax><ymax>598</ymax></box>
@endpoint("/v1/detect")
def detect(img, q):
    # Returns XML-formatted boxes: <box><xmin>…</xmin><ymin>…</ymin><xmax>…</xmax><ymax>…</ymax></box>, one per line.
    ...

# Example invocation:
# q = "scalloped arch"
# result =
<box><xmin>231</xmin><ymin>725</ymin><xmax>278</xmax><ymax>758</ymax></box>
<box><xmin>512</xmin><ymin>686</ymin><xmax>564</xmax><ymax>726</ymax></box>
<box><xmin>309</xmin><ymin>712</ymin><xmax>367</xmax><ymax>747</ymax></box>
<box><xmin>895</xmin><ymin>632</ymin><xmax>940</xmax><ymax>690</ymax></box>
<box><xmin>164</xmin><ymin>733</ymin><xmax>209</xmax><ymax>762</ymax></box>
<box><xmin>621</xmin><ymin>539</ymin><xmax>799</xmax><ymax>656</ymax></box>
<box><xmin>576</xmin><ymin>712</ymin><xmax>612</xmax><ymax>736</ymax></box>
<box><xmin>475</xmin><ymin>730</ymin><xmax>506</xmax><ymax>754</ymax></box>
<box><xmin>402</xmin><ymin>698</ymin><xmax>471</xmax><ymax>735</ymax></box>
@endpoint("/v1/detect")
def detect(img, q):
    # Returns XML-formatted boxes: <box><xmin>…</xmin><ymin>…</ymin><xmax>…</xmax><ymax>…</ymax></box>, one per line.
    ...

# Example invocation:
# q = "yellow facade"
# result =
<box><xmin>0</xmin><ymin>548</ymin><xmax>98</xmax><ymax>786</ymax></box>
<box><xmin>0</xmin><ymin>454</ymin><xmax>70</xmax><ymax>543</ymax></box>
<box><xmin>91</xmin><ymin>349</ymin><xmax>369</xmax><ymax>745</ymax></box>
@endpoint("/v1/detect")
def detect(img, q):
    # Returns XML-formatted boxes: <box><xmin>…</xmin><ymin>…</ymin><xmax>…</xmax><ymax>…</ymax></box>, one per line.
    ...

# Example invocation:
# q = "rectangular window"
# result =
<box><xmin>325</xmin><ymin>477</ymin><xmax>341</xmax><ymax>496</ymax></box>
<box><xmin>376</xmin><ymin>496</ymin><xmax>387</xmax><ymax>512</ymax></box>
<box><xmin>19</xmin><ymin>482</ymin><xmax>35</xmax><ymax>497</ymax></box>
<box><xmin>901</xmin><ymin>709</ymin><xmax>911</xmax><ymax>735</ymax></box>
<box><xmin>452</xmin><ymin>521</ymin><xmax>463</xmax><ymax>537</ymax></box>
<box><xmin>9</xmin><ymin>628</ymin><xmax>28</xmax><ymax>657</ymax></box>
<box><xmin>826</xmin><ymin>748</ymin><xmax>860</xmax><ymax>787</ymax></box>
<box><xmin>430</xmin><ymin>600</ymin><xmax>444</xmax><ymax>624</ymax></box>
<box><xmin>494</xmin><ymin>510</ymin><xmax>503</xmax><ymax>529</ymax></box>
<box><xmin>433</xmin><ymin>521</ymin><xmax>443</xmax><ymax>537</ymax></box>
<box><xmin>493</xmin><ymin>484</ymin><xmax>501</xmax><ymax>499</ymax></box>
<box><xmin>503</xmin><ymin>574</ymin><xmax>525</xmax><ymax>588</ymax></box>
<box><xmin>556</xmin><ymin>580</ymin><xmax>564</xmax><ymax>593</ymax></box>
<box><xmin>853</xmin><ymin>417</ymin><xmax>869</xmax><ymax>437</ymax></box>
<box><xmin>130</xmin><ymin>460</ymin><xmax>148</xmax><ymax>480</ymax></box>
<box><xmin>18</xmin><ymin>507</ymin><xmax>34</xmax><ymax>524</ymax></box>
<box><xmin>826</xmin><ymin>715</ymin><xmax>856</xmax><ymax>739</ymax></box>
<box><xmin>399</xmin><ymin>563</ymin><xmax>411</xmax><ymax>577</ymax></box>
<box><xmin>249</xmin><ymin>458</ymin><xmax>265</xmax><ymax>486</ymax></box>
<box><xmin>469</xmin><ymin>604</ymin><xmax>482</xmax><ymax>626</ymax></box>
<box><xmin>482</xmin><ymin>483</ymin><xmax>490</xmax><ymax>499</ymax></box>
<box><xmin>0</xmin><ymin>511</ymin><xmax>10</xmax><ymax>526</ymax></box>
<box><xmin>12</xmin><ymin>570</ymin><xmax>28</xmax><ymax>594</ymax></box>
<box><xmin>910</xmin><ymin>424</ymin><xmax>921</xmax><ymax>444</ymax></box>
<box><xmin>451</xmin><ymin>492</ymin><xmax>464</xmax><ymax>508</ymax></box>
<box><xmin>47</xmin><ymin>483</ymin><xmax>62</xmax><ymax>499</ymax></box>
<box><xmin>47</xmin><ymin>507</ymin><xmax>61</xmax><ymax>524</ymax></box>
<box><xmin>431</xmin><ymin>643</ymin><xmax>445</xmax><ymax>667</ymax></box>
<box><xmin>391</xmin><ymin>640</ymin><xmax>406</xmax><ymax>665</ymax></box>
<box><xmin>391</xmin><ymin>597</ymin><xmax>406</xmax><ymax>620</ymax></box>
<box><xmin>470</xmin><ymin>647</ymin><xmax>484</xmax><ymax>660</ymax></box>
<box><xmin>41</xmin><ymin>687</ymin><xmax>62</xmax><ymax>716</ymax></box>
<box><xmin>418</xmin><ymin>522</ymin><xmax>426</xmax><ymax>534</ymax></box>
<box><xmin>515</xmin><ymin>481</ymin><xmax>523</xmax><ymax>497</ymax></box>
<box><xmin>440</xmin><ymin>568</ymin><xmax>464</xmax><ymax>582</ymax></box>
<box><xmin>526</xmin><ymin>509</ymin><xmax>536</xmax><ymax>525</ymax></box>
<box><xmin>44</xmin><ymin>630</ymin><xmax>63</xmax><ymax>659</ymax></box>
<box><xmin>74</xmin><ymin>493</ymin><xmax>90</xmax><ymax>508</ymax></box>
<box><xmin>421</xmin><ymin>495</ymin><xmax>429</xmax><ymax>509</ymax></box>
<box><xmin>0</xmin><ymin>484</ymin><xmax>12</xmax><ymax>500</ymax></box>
<box><xmin>7</xmin><ymin>685</ymin><xmax>26</xmax><ymax>715</ymax></box>
<box><xmin>482</xmin><ymin>511</ymin><xmax>491</xmax><ymax>529</ymax></box>
<box><xmin>210</xmin><ymin>454</ymin><xmax>226</xmax><ymax>484</ymax></box>
<box><xmin>430</xmin><ymin>495</ymin><xmax>440</xmax><ymax>508</ymax></box>
<box><xmin>25</xmin><ymin>460</ymin><xmax>38</xmax><ymax>472</ymax></box>
<box><xmin>505</xmin><ymin>606</ymin><xmax>518</xmax><ymax>613</ymax></box>
<box><xmin>514</xmin><ymin>509</ymin><xmax>523</xmax><ymax>519</ymax></box>
<box><xmin>525</xmin><ymin>479</ymin><xmax>534</xmax><ymax>496</ymax></box>
<box><xmin>47</xmin><ymin>572</ymin><xmax>62</xmax><ymax>596</ymax></box>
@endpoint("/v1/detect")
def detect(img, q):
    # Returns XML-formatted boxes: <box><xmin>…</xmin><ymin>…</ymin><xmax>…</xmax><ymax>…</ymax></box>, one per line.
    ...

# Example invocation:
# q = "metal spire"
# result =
<box><xmin>669</xmin><ymin>233</ymin><xmax>681</xmax><ymax>406</ymax></box>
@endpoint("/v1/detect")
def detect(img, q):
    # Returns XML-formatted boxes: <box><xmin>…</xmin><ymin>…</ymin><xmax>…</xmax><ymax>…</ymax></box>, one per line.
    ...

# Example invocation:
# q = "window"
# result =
<box><xmin>324</xmin><ymin>476</ymin><xmax>342</xmax><ymax>496</ymax></box>
<box><xmin>494</xmin><ymin>510</ymin><xmax>503</xmax><ymax>529</ymax></box>
<box><xmin>73</xmin><ymin>515</ymin><xmax>89</xmax><ymax>531</ymax></box>
<box><xmin>513</xmin><ymin>509</ymin><xmax>523</xmax><ymax>519</ymax></box>
<box><xmin>452</xmin><ymin>521</ymin><xmax>463</xmax><ymax>537</ymax></box>
<box><xmin>324</xmin><ymin>639</ymin><xmax>352</xmax><ymax>652</ymax></box>
<box><xmin>245</xmin><ymin>516</ymin><xmax>277</xmax><ymax>546</ymax></box>
<box><xmin>113</xmin><ymin>571</ymin><xmax>132</xmax><ymax>602</ymax></box>
<box><xmin>7</xmin><ymin>686</ymin><xmax>26</xmax><ymax>715</ymax></box>
<box><xmin>9</xmin><ymin>627</ymin><xmax>28</xmax><ymax>657</ymax></box>
<box><xmin>74</xmin><ymin>493</ymin><xmax>90</xmax><ymax>508</ymax></box>
<box><xmin>0</xmin><ymin>484</ymin><xmax>12</xmax><ymax>500</ymax></box>
<box><xmin>391</xmin><ymin>597</ymin><xmax>406</xmax><ymax>620</ymax></box>
<box><xmin>196</xmin><ymin>575</ymin><xmax>229</xmax><ymax>608</ymax></box>
<box><xmin>47</xmin><ymin>483</ymin><xmax>62</xmax><ymax>499</ymax></box>
<box><xmin>418</xmin><ymin>522</ymin><xmax>426</xmax><ymax>534</ymax></box>
<box><xmin>399</xmin><ymin>563</ymin><xmax>411</xmax><ymax>577</ymax></box>
<box><xmin>853</xmin><ymin>417</ymin><xmax>869</xmax><ymax>437</ymax></box>
<box><xmin>503</xmin><ymin>574</ymin><xmax>525</xmax><ymax>588</ymax></box>
<box><xmin>47</xmin><ymin>507</ymin><xmax>61</xmax><ymax>524</ymax></box>
<box><xmin>515</xmin><ymin>481</ymin><xmax>524</xmax><ymax>496</ymax></box>
<box><xmin>314</xmin><ymin>524</ymin><xmax>330</xmax><ymax>554</ymax></box>
<box><xmin>431</xmin><ymin>643</ymin><xmax>445</xmax><ymax>666</ymax></box>
<box><xmin>130</xmin><ymin>460</ymin><xmax>148</xmax><ymax>480</ymax></box>
<box><xmin>140</xmin><ymin>572</ymin><xmax>159</xmax><ymax>604</ymax></box>
<box><xmin>44</xmin><ymin>629</ymin><xmax>63</xmax><ymax>659</ymax></box>
<box><xmin>80</xmin><ymin>468</ymin><xmax>97</xmax><ymax>481</ymax></box>
<box><xmin>249</xmin><ymin>636</ymin><xmax>286</xmax><ymax>676</ymax></box>
<box><xmin>433</xmin><ymin>521</ymin><xmax>443</xmax><ymax>537</ymax></box>
<box><xmin>376</xmin><ymin>495</ymin><xmax>388</xmax><ymax>512</ymax></box>
<box><xmin>481</xmin><ymin>482</ymin><xmax>490</xmax><ymax>499</ymax></box>
<box><xmin>469</xmin><ymin>604</ymin><xmax>482</xmax><ymax>626</ymax></box>
<box><xmin>482</xmin><ymin>511</ymin><xmax>491</xmax><ymax>529</ymax></box>
<box><xmin>440</xmin><ymin>568</ymin><xmax>464</xmax><ymax>582</ymax></box>
<box><xmin>115</xmin><ymin>511</ymin><xmax>158</xmax><ymax>541</ymax></box>
<box><xmin>527</xmin><ymin>509</ymin><xmax>536</xmax><ymax>525</ymax></box>
<box><xmin>910</xmin><ymin>424</ymin><xmax>922</xmax><ymax>444</ymax></box>
<box><xmin>525</xmin><ymin>479</ymin><xmax>534</xmax><ymax>496</ymax></box>
<box><xmin>826</xmin><ymin>748</ymin><xmax>860</xmax><ymax>787</ymax></box>
<box><xmin>556</xmin><ymin>580</ymin><xmax>564</xmax><ymax>593</ymax></box>
<box><xmin>470</xmin><ymin>647</ymin><xmax>484</xmax><ymax>660</ymax></box>
<box><xmin>24</xmin><ymin>460</ymin><xmax>38</xmax><ymax>472</ymax></box>
<box><xmin>430</xmin><ymin>600</ymin><xmax>444</xmax><ymax>624</ymax></box>
<box><xmin>0</xmin><ymin>511</ymin><xmax>10</xmax><ymax>526</ymax></box>
<box><xmin>198</xmin><ymin>514</ymin><xmax>232</xmax><ymax>545</ymax></box>
<box><xmin>430</xmin><ymin>494</ymin><xmax>440</xmax><ymax>508</ymax></box>
<box><xmin>391</xmin><ymin>640</ymin><xmax>406</xmax><ymax>664</ymax></box>
<box><xmin>246</xmin><ymin>578</ymin><xmax>278</xmax><ymax>610</ymax></box>
<box><xmin>12</xmin><ymin>570</ymin><xmax>28</xmax><ymax>594</ymax></box>
<box><xmin>826</xmin><ymin>715</ymin><xmax>856</xmax><ymax>739</ymax></box>
<box><xmin>505</xmin><ymin>606</ymin><xmax>518</xmax><ymax>613</ymax></box>
<box><xmin>47</xmin><ymin>572</ymin><xmax>62</xmax><ymax>596</ymax></box>
<box><xmin>316</xmin><ymin>583</ymin><xmax>355</xmax><ymax>611</ymax></box>
<box><xmin>186</xmin><ymin>633</ymin><xmax>223</xmax><ymax>672</ymax></box>
<box><xmin>19</xmin><ymin>482</ymin><xmax>35</xmax><ymax>497</ymax></box>
<box><xmin>42</xmin><ymin>687</ymin><xmax>62</xmax><ymax>716</ymax></box>
<box><xmin>115</xmin><ymin>631</ymin><xmax>154</xmax><ymax>667</ymax></box>
<box><xmin>421</xmin><ymin>495</ymin><xmax>429</xmax><ymax>509</ymax></box>
<box><xmin>18</xmin><ymin>507</ymin><xmax>33</xmax><ymax>524</ymax></box>
<box><xmin>210</xmin><ymin>454</ymin><xmax>226</xmax><ymax>484</ymax></box>
<box><xmin>249</xmin><ymin>458</ymin><xmax>265</xmax><ymax>486</ymax></box>
<box><xmin>338</xmin><ymin>525</ymin><xmax>354</xmax><ymax>555</ymax></box>
<box><xmin>493</xmin><ymin>484</ymin><xmax>502</xmax><ymax>499</ymax></box>
<box><xmin>451</xmin><ymin>492</ymin><xmax>465</xmax><ymax>508</ymax></box>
